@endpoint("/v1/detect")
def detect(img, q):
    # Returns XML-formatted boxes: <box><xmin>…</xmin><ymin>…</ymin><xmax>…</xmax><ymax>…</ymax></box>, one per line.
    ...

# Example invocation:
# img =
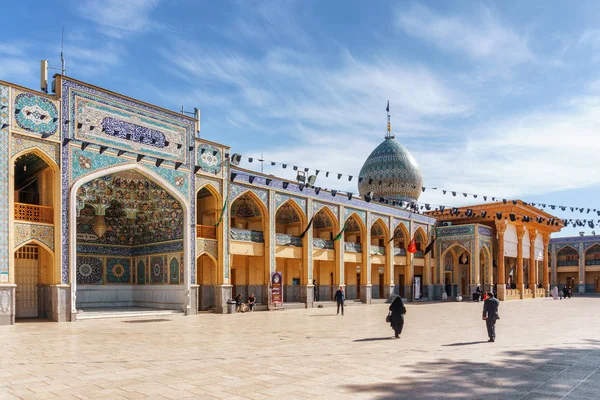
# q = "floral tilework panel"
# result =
<box><xmin>106</xmin><ymin>257</ymin><xmax>131</xmax><ymax>284</ymax></box>
<box><xmin>12</xmin><ymin>91</ymin><xmax>59</xmax><ymax>137</ymax></box>
<box><xmin>150</xmin><ymin>256</ymin><xmax>165</xmax><ymax>284</ymax></box>
<box><xmin>0</xmin><ymin>84</ymin><xmax>9</xmax><ymax>281</ymax></box>
<box><xmin>197</xmin><ymin>143</ymin><xmax>222</xmax><ymax>175</ymax></box>
<box><xmin>14</xmin><ymin>223</ymin><xmax>54</xmax><ymax>251</ymax></box>
<box><xmin>11</xmin><ymin>134</ymin><xmax>60</xmax><ymax>163</ymax></box>
<box><xmin>137</xmin><ymin>259</ymin><xmax>146</xmax><ymax>284</ymax></box>
<box><xmin>169</xmin><ymin>256</ymin><xmax>179</xmax><ymax>284</ymax></box>
<box><xmin>77</xmin><ymin>256</ymin><xmax>103</xmax><ymax>284</ymax></box>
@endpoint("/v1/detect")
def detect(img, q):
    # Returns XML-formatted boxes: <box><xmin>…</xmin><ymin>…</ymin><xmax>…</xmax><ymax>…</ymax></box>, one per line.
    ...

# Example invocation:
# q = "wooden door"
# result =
<box><xmin>356</xmin><ymin>273</ymin><xmax>361</xmax><ymax>298</ymax></box>
<box><xmin>399</xmin><ymin>274</ymin><xmax>405</xmax><ymax>297</ymax></box>
<box><xmin>15</xmin><ymin>245</ymin><xmax>39</xmax><ymax>318</ymax></box>
<box><xmin>231</xmin><ymin>268</ymin><xmax>237</xmax><ymax>299</ymax></box>
<box><xmin>595</xmin><ymin>277</ymin><xmax>600</xmax><ymax>293</ymax></box>
<box><xmin>379</xmin><ymin>274</ymin><xmax>384</xmax><ymax>298</ymax></box>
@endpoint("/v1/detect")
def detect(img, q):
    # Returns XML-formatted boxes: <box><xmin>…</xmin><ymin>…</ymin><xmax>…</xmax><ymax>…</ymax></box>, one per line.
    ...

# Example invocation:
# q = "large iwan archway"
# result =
<box><xmin>69</xmin><ymin>164</ymin><xmax>191</xmax><ymax>314</ymax></box>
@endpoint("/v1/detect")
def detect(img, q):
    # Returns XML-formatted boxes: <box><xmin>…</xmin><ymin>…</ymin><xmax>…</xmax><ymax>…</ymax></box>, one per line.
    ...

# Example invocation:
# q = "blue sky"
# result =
<box><xmin>2</xmin><ymin>0</ymin><xmax>600</xmax><ymax>237</ymax></box>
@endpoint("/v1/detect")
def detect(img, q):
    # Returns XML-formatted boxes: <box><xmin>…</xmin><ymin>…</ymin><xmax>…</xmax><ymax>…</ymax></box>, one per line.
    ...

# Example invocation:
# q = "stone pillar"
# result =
<box><xmin>403</xmin><ymin>253</ymin><xmax>414</xmax><ymax>301</ymax></box>
<box><xmin>302</xmin><ymin>202</ymin><xmax>313</xmax><ymax>309</ymax></box>
<box><xmin>543</xmin><ymin>234</ymin><xmax>550</xmax><ymax>293</ymax></box>
<box><xmin>50</xmin><ymin>284</ymin><xmax>72</xmax><ymax>322</ymax></box>
<box><xmin>189</xmin><ymin>285</ymin><xmax>199</xmax><ymax>315</ymax></box>
<box><xmin>516</xmin><ymin>225</ymin><xmax>525</xmax><ymax>299</ymax></box>
<box><xmin>0</xmin><ymin>284</ymin><xmax>16</xmax><ymax>325</ymax></box>
<box><xmin>579</xmin><ymin>245</ymin><xmax>586</xmax><ymax>294</ymax></box>
<box><xmin>336</xmin><ymin>207</ymin><xmax>345</xmax><ymax>289</ymax></box>
<box><xmin>529</xmin><ymin>231</ymin><xmax>537</xmax><ymax>298</ymax></box>
<box><xmin>384</xmin><ymin>218</ymin><xmax>395</xmax><ymax>301</ymax></box>
<box><xmin>214</xmin><ymin>284</ymin><xmax>232</xmax><ymax>314</ymax></box>
<box><xmin>495</xmin><ymin>221</ymin><xmax>507</xmax><ymax>301</ymax></box>
<box><xmin>361</xmin><ymin>213</ymin><xmax>372</xmax><ymax>304</ymax></box>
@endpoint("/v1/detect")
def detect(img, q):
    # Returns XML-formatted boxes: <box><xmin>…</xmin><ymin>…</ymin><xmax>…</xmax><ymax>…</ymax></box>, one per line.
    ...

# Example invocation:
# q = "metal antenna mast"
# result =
<box><xmin>60</xmin><ymin>26</ymin><xmax>66</xmax><ymax>75</ymax></box>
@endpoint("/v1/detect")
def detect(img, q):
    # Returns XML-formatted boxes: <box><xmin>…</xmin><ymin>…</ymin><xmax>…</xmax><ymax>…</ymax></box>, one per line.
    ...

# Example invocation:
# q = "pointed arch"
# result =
<box><xmin>196</xmin><ymin>182</ymin><xmax>223</xmax><ymax>206</ymax></box>
<box><xmin>69</xmin><ymin>162</ymin><xmax>191</xmax><ymax>313</ymax></box>
<box><xmin>313</xmin><ymin>205</ymin><xmax>340</xmax><ymax>233</ymax></box>
<box><xmin>393</xmin><ymin>222</ymin><xmax>410</xmax><ymax>244</ymax></box>
<box><xmin>371</xmin><ymin>217</ymin><xmax>390</xmax><ymax>239</ymax></box>
<box><xmin>196</xmin><ymin>251</ymin><xmax>218</xmax><ymax>265</ymax></box>
<box><xmin>479</xmin><ymin>244</ymin><xmax>492</xmax><ymax>285</ymax></box>
<box><xmin>11</xmin><ymin>147</ymin><xmax>59</xmax><ymax>173</ymax></box>
<box><xmin>229</xmin><ymin>189</ymin><xmax>268</xmax><ymax>219</ymax></box>
<box><xmin>14</xmin><ymin>238</ymin><xmax>54</xmax><ymax>256</ymax></box>
<box><xmin>584</xmin><ymin>243</ymin><xmax>600</xmax><ymax>254</ymax></box>
<box><xmin>344</xmin><ymin>212</ymin><xmax>367</xmax><ymax>236</ymax></box>
<box><xmin>276</xmin><ymin>198</ymin><xmax>307</xmax><ymax>227</ymax></box>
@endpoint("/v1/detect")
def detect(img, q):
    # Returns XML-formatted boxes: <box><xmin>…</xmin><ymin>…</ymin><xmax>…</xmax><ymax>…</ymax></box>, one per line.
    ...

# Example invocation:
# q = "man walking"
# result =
<box><xmin>334</xmin><ymin>285</ymin><xmax>345</xmax><ymax>316</ymax></box>
<box><xmin>482</xmin><ymin>291</ymin><xmax>500</xmax><ymax>342</ymax></box>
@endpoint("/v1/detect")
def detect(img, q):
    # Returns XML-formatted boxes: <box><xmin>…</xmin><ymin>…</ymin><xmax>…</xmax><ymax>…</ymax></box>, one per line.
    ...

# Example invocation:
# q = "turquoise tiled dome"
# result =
<box><xmin>358</xmin><ymin>137</ymin><xmax>423</xmax><ymax>203</ymax></box>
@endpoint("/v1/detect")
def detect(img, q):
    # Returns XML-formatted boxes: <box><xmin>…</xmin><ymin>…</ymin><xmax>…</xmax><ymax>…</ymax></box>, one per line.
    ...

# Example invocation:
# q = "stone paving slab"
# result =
<box><xmin>2</xmin><ymin>297</ymin><xmax>600</xmax><ymax>399</ymax></box>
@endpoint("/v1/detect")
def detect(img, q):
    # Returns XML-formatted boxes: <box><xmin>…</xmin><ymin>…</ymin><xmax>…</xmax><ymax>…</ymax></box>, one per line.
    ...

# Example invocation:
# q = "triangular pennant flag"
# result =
<box><xmin>407</xmin><ymin>238</ymin><xmax>417</xmax><ymax>254</ymax></box>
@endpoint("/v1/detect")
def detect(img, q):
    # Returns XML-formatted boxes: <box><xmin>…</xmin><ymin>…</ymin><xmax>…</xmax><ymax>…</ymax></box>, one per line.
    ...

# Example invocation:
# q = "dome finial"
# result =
<box><xmin>386</xmin><ymin>100</ymin><xmax>394</xmax><ymax>139</ymax></box>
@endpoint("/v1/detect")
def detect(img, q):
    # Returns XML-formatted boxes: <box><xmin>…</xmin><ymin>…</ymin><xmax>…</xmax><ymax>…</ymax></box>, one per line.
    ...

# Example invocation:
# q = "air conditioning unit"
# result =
<box><xmin>441</xmin><ymin>221</ymin><xmax>452</xmax><ymax>227</ymax></box>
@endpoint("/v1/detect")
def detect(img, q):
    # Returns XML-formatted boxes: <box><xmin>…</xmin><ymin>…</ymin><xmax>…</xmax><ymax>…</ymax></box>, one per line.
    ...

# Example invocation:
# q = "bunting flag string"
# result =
<box><xmin>230</xmin><ymin>152</ymin><xmax>599</xmax><ymax>216</ymax></box>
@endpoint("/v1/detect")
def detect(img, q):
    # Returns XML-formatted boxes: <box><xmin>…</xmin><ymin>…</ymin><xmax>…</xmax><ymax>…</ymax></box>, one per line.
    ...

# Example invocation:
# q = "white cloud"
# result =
<box><xmin>397</xmin><ymin>4</ymin><xmax>533</xmax><ymax>64</ymax></box>
<box><xmin>0</xmin><ymin>43</ymin><xmax>25</xmax><ymax>57</ymax></box>
<box><xmin>76</xmin><ymin>0</ymin><xmax>160</xmax><ymax>38</ymax></box>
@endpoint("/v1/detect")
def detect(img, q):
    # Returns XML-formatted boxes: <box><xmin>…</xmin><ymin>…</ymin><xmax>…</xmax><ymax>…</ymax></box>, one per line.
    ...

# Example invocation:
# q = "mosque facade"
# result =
<box><xmin>0</xmin><ymin>73</ymin><xmax>593</xmax><ymax>325</ymax></box>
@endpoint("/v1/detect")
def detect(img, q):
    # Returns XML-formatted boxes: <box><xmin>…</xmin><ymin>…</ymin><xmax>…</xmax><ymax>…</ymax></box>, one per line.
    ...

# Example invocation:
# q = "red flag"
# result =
<box><xmin>407</xmin><ymin>238</ymin><xmax>417</xmax><ymax>254</ymax></box>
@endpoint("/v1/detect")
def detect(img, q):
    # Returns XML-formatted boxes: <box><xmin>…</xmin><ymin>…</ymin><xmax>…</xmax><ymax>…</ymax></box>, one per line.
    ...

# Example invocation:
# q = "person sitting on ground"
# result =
<box><xmin>235</xmin><ymin>294</ymin><xmax>247</xmax><ymax>313</ymax></box>
<box><xmin>247</xmin><ymin>293</ymin><xmax>256</xmax><ymax>311</ymax></box>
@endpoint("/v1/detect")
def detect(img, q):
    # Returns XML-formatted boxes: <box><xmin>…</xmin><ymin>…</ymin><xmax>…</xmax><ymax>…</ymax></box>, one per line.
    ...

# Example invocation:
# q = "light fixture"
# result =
<box><xmin>231</xmin><ymin>153</ymin><xmax>242</xmax><ymax>166</ymax></box>
<box><xmin>93</xmin><ymin>214</ymin><xmax>108</xmax><ymax>238</ymax></box>
<box><xmin>356</xmin><ymin>265</ymin><xmax>361</xmax><ymax>273</ymax></box>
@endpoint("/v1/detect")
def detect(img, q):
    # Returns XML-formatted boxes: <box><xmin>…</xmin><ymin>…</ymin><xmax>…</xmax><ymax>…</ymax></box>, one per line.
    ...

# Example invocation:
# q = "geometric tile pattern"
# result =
<box><xmin>76</xmin><ymin>256</ymin><xmax>103</xmax><ymax>284</ymax></box>
<box><xmin>150</xmin><ymin>256</ymin><xmax>165</xmax><ymax>284</ymax></box>
<box><xmin>106</xmin><ymin>257</ymin><xmax>131</xmax><ymax>284</ymax></box>
<box><xmin>275</xmin><ymin>193</ymin><xmax>307</xmax><ymax>215</ymax></box>
<box><xmin>136</xmin><ymin>259</ymin><xmax>146</xmax><ymax>284</ymax></box>
<box><xmin>0</xmin><ymin>84</ymin><xmax>8</xmax><ymax>281</ymax></box>
<box><xmin>197</xmin><ymin>143</ymin><xmax>222</xmax><ymax>175</ymax></box>
<box><xmin>169</xmin><ymin>256</ymin><xmax>179</xmax><ymax>284</ymax></box>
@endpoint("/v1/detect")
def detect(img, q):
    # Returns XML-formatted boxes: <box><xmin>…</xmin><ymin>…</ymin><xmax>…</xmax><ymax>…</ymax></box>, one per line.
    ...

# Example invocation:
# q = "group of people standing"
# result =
<box><xmin>551</xmin><ymin>285</ymin><xmax>573</xmax><ymax>300</ymax></box>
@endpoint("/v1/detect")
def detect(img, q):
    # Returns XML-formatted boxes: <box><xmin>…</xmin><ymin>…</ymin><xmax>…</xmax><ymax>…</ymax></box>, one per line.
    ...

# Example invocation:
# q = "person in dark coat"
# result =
<box><xmin>389</xmin><ymin>296</ymin><xmax>407</xmax><ymax>339</ymax></box>
<box><xmin>482</xmin><ymin>292</ymin><xmax>500</xmax><ymax>342</ymax></box>
<box><xmin>567</xmin><ymin>286</ymin><xmax>573</xmax><ymax>298</ymax></box>
<box><xmin>334</xmin><ymin>286</ymin><xmax>345</xmax><ymax>316</ymax></box>
<box><xmin>562</xmin><ymin>286</ymin><xmax>568</xmax><ymax>299</ymax></box>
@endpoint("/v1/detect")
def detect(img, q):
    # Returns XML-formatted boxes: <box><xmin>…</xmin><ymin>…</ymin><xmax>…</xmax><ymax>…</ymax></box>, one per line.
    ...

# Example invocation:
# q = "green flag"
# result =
<box><xmin>333</xmin><ymin>222</ymin><xmax>347</xmax><ymax>241</ymax></box>
<box><xmin>214</xmin><ymin>196</ymin><xmax>228</xmax><ymax>227</ymax></box>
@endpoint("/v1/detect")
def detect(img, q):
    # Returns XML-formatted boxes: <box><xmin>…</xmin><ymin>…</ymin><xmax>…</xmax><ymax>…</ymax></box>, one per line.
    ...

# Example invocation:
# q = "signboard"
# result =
<box><xmin>414</xmin><ymin>277</ymin><xmax>421</xmax><ymax>300</ymax></box>
<box><xmin>271</xmin><ymin>272</ymin><xmax>283</xmax><ymax>304</ymax></box>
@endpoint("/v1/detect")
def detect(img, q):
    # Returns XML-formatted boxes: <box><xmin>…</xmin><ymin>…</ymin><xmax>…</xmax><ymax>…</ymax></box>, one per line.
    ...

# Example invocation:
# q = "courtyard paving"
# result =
<box><xmin>1</xmin><ymin>297</ymin><xmax>600</xmax><ymax>400</ymax></box>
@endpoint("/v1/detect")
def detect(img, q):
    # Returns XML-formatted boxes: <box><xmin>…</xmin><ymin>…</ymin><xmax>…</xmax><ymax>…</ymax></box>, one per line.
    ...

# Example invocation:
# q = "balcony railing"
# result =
<box><xmin>394</xmin><ymin>247</ymin><xmax>407</xmax><ymax>256</ymax></box>
<box><xmin>344</xmin><ymin>242</ymin><xmax>362</xmax><ymax>253</ymax></box>
<box><xmin>557</xmin><ymin>260</ymin><xmax>578</xmax><ymax>266</ymax></box>
<box><xmin>585</xmin><ymin>259</ymin><xmax>600</xmax><ymax>266</ymax></box>
<box><xmin>14</xmin><ymin>203</ymin><xmax>53</xmax><ymax>224</ymax></box>
<box><xmin>313</xmin><ymin>238</ymin><xmax>334</xmax><ymax>250</ymax></box>
<box><xmin>196</xmin><ymin>225</ymin><xmax>216</xmax><ymax>239</ymax></box>
<box><xmin>230</xmin><ymin>228</ymin><xmax>264</xmax><ymax>243</ymax></box>
<box><xmin>371</xmin><ymin>245</ymin><xmax>385</xmax><ymax>255</ymax></box>
<box><xmin>276</xmin><ymin>233</ymin><xmax>303</xmax><ymax>247</ymax></box>
<box><xmin>414</xmin><ymin>251</ymin><xmax>424</xmax><ymax>259</ymax></box>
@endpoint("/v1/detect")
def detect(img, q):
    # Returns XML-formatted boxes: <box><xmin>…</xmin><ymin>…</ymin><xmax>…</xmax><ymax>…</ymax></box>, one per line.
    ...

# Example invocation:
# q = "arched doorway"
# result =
<box><xmin>275</xmin><ymin>200</ymin><xmax>305</xmax><ymax>303</ymax></box>
<box><xmin>457</xmin><ymin>249</ymin><xmax>470</xmax><ymax>296</ymax></box>
<box><xmin>370</xmin><ymin>219</ymin><xmax>388</xmax><ymax>299</ymax></box>
<box><xmin>196</xmin><ymin>185</ymin><xmax>221</xmax><ymax>310</ymax></box>
<box><xmin>585</xmin><ymin>244</ymin><xmax>600</xmax><ymax>292</ymax></box>
<box><xmin>344</xmin><ymin>213</ymin><xmax>365</xmax><ymax>300</ymax></box>
<box><xmin>229</xmin><ymin>192</ymin><xmax>267</xmax><ymax>304</ymax></box>
<box><xmin>70</xmin><ymin>166</ymin><xmax>189</xmax><ymax>314</ymax></box>
<box><xmin>556</xmin><ymin>246</ymin><xmax>579</xmax><ymax>291</ymax></box>
<box><xmin>197</xmin><ymin>253</ymin><xmax>217</xmax><ymax>310</ymax></box>
<box><xmin>12</xmin><ymin>150</ymin><xmax>60</xmax><ymax>320</ymax></box>
<box><xmin>392</xmin><ymin>223</ymin><xmax>408</xmax><ymax>297</ymax></box>
<box><xmin>312</xmin><ymin>207</ymin><xmax>338</xmax><ymax>301</ymax></box>
<box><xmin>443</xmin><ymin>250</ymin><xmax>455</xmax><ymax>297</ymax></box>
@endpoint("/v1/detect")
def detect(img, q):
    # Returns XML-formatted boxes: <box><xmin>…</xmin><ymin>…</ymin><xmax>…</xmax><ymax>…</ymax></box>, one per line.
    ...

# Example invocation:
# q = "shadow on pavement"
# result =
<box><xmin>353</xmin><ymin>337</ymin><xmax>393</xmax><ymax>342</ymax></box>
<box><xmin>342</xmin><ymin>340</ymin><xmax>600</xmax><ymax>399</ymax></box>
<box><xmin>442</xmin><ymin>341</ymin><xmax>488</xmax><ymax>347</ymax></box>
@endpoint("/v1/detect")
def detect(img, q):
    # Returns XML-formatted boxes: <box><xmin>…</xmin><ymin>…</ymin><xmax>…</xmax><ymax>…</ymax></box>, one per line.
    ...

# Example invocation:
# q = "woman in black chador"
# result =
<box><xmin>389</xmin><ymin>296</ymin><xmax>407</xmax><ymax>339</ymax></box>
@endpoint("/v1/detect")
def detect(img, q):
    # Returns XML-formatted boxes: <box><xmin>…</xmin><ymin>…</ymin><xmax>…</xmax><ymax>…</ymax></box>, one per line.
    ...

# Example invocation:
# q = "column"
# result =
<box><xmin>579</xmin><ymin>244</ymin><xmax>586</xmax><ymax>294</ymax></box>
<box><xmin>214</xmin><ymin>174</ymin><xmax>232</xmax><ymax>314</ymax></box>
<box><xmin>542</xmin><ymin>234</ymin><xmax>550</xmax><ymax>293</ymax></box>
<box><xmin>335</xmin><ymin>206</ymin><xmax>344</xmax><ymax>290</ymax></box>
<box><xmin>516</xmin><ymin>225</ymin><xmax>525</xmax><ymax>299</ymax></box>
<box><xmin>383</xmin><ymin>217</ymin><xmax>395</xmax><ymax>300</ymax></box>
<box><xmin>529</xmin><ymin>230</ymin><xmax>537</xmax><ymax>298</ymax></box>
<box><xmin>495</xmin><ymin>221</ymin><xmax>507</xmax><ymax>300</ymax></box>
<box><xmin>404</xmin><ymin>223</ymin><xmax>414</xmax><ymax>301</ymax></box>
<box><xmin>265</xmin><ymin>190</ymin><xmax>275</xmax><ymax>308</ymax></box>
<box><xmin>300</xmin><ymin>199</ymin><xmax>314</xmax><ymax>307</ymax></box>
<box><xmin>360</xmin><ymin>212</ymin><xmax>372</xmax><ymax>304</ymax></box>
